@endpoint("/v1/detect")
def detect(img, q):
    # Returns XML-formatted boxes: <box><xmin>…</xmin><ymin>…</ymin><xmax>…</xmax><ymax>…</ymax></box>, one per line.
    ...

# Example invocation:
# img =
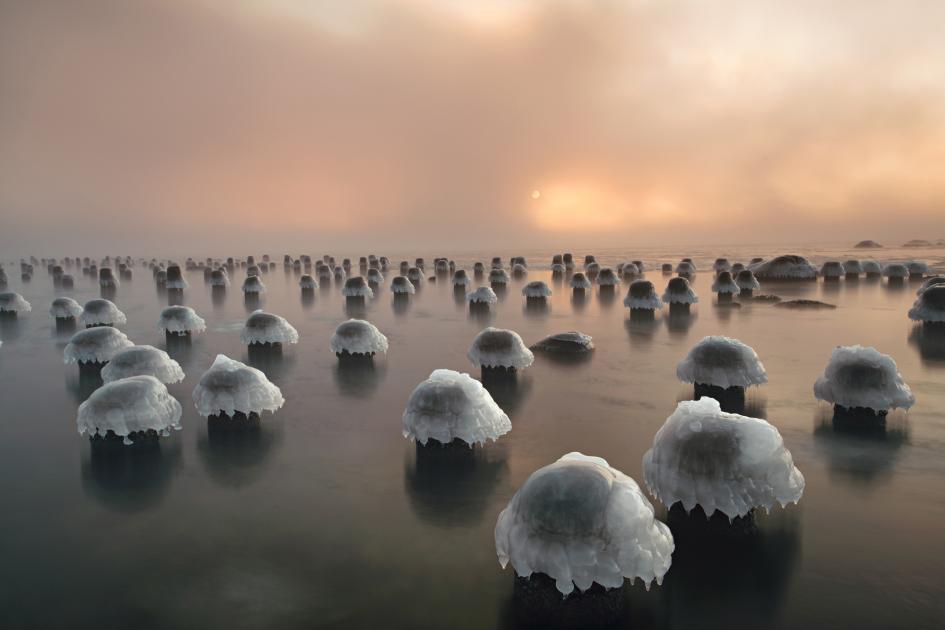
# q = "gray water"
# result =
<box><xmin>1</xmin><ymin>244</ymin><xmax>944</xmax><ymax>630</ymax></box>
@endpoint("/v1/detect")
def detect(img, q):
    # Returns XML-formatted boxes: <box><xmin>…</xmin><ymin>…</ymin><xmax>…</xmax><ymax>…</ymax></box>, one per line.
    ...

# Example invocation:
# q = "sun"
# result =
<box><xmin>530</xmin><ymin>189</ymin><xmax>541</xmax><ymax>199</ymax></box>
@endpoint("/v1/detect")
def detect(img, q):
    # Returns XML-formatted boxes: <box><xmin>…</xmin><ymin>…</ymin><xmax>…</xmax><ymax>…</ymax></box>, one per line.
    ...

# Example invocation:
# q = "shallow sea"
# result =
<box><xmin>1</xmin><ymin>244</ymin><xmax>944</xmax><ymax>630</ymax></box>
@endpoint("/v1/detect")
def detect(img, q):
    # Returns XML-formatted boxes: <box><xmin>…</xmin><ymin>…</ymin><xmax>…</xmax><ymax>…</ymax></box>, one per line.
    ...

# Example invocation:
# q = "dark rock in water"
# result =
<box><xmin>853</xmin><ymin>240</ymin><xmax>883</xmax><ymax>249</ymax></box>
<box><xmin>775</xmin><ymin>299</ymin><xmax>836</xmax><ymax>310</ymax></box>
<box><xmin>530</xmin><ymin>331</ymin><xmax>594</xmax><ymax>354</ymax></box>
<box><xmin>903</xmin><ymin>239</ymin><xmax>933</xmax><ymax>248</ymax></box>
<box><xmin>746</xmin><ymin>294</ymin><xmax>782</xmax><ymax>303</ymax></box>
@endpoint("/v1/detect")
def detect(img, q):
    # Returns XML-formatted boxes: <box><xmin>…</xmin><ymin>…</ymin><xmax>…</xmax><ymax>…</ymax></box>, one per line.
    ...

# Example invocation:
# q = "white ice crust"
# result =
<box><xmin>596</xmin><ymin>269</ymin><xmax>619</xmax><ymax>286</ymax></box>
<box><xmin>192</xmin><ymin>354</ymin><xmax>285</xmax><ymax>417</ymax></box>
<box><xmin>711</xmin><ymin>274</ymin><xmax>740</xmax><ymax>294</ymax></box>
<box><xmin>158</xmin><ymin>305</ymin><xmax>207</xmax><ymax>334</ymax></box>
<box><xmin>50</xmin><ymin>297</ymin><xmax>82</xmax><ymax>319</ymax></box>
<box><xmin>883</xmin><ymin>263</ymin><xmax>908</xmax><ymax>278</ymax></box>
<box><xmin>299</xmin><ymin>275</ymin><xmax>319</xmax><ymax>289</ymax></box>
<box><xmin>390</xmin><ymin>276</ymin><xmax>416</xmax><ymax>294</ymax></box>
<box><xmin>341</xmin><ymin>278</ymin><xmax>374</xmax><ymax>298</ymax></box>
<box><xmin>676</xmin><ymin>336</ymin><xmax>768</xmax><ymax>389</ymax></box>
<box><xmin>569</xmin><ymin>273</ymin><xmax>592</xmax><ymax>289</ymax></box>
<box><xmin>467</xmin><ymin>286</ymin><xmax>497</xmax><ymax>304</ymax></box>
<box><xmin>735</xmin><ymin>270</ymin><xmax>761</xmax><ymax>290</ymax></box>
<box><xmin>467</xmin><ymin>327</ymin><xmax>534</xmax><ymax>370</ymax></box>
<box><xmin>79</xmin><ymin>299</ymin><xmax>127</xmax><ymax>327</ymax></box>
<box><xmin>820</xmin><ymin>262</ymin><xmax>845</xmax><ymax>277</ymax></box>
<box><xmin>624</xmin><ymin>281</ymin><xmax>663</xmax><ymax>310</ymax></box>
<box><xmin>0</xmin><ymin>292</ymin><xmax>32</xmax><ymax>313</ymax></box>
<box><xmin>642</xmin><ymin>397</ymin><xmax>805</xmax><ymax>519</ymax></box>
<box><xmin>63</xmin><ymin>326</ymin><xmax>134</xmax><ymax>364</ymax></box>
<box><xmin>662</xmin><ymin>279</ymin><xmax>699</xmax><ymax>304</ymax></box>
<box><xmin>77</xmin><ymin>375</ymin><xmax>182</xmax><ymax>443</ymax></box>
<box><xmin>330</xmin><ymin>319</ymin><xmax>389</xmax><ymax>355</ymax></box>
<box><xmin>240</xmin><ymin>310</ymin><xmax>299</xmax><ymax>345</ymax></box>
<box><xmin>402</xmin><ymin>369</ymin><xmax>511</xmax><ymax>446</ymax></box>
<box><xmin>813</xmin><ymin>345</ymin><xmax>915</xmax><ymax>411</ymax></box>
<box><xmin>495</xmin><ymin>452</ymin><xmax>674</xmax><ymax>595</ymax></box>
<box><xmin>102</xmin><ymin>345</ymin><xmax>185</xmax><ymax>384</ymax></box>
<box><xmin>489</xmin><ymin>269</ymin><xmax>510</xmax><ymax>284</ymax></box>
<box><xmin>909</xmin><ymin>286</ymin><xmax>945</xmax><ymax>322</ymax></box>
<box><xmin>242</xmin><ymin>276</ymin><xmax>267</xmax><ymax>293</ymax></box>
<box><xmin>522</xmin><ymin>281</ymin><xmax>552</xmax><ymax>298</ymax></box>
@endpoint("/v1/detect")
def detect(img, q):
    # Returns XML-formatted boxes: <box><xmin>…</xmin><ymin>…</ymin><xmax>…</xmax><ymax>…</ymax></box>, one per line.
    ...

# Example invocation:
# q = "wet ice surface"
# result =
<box><xmin>1</xmin><ymin>244</ymin><xmax>945</xmax><ymax>629</ymax></box>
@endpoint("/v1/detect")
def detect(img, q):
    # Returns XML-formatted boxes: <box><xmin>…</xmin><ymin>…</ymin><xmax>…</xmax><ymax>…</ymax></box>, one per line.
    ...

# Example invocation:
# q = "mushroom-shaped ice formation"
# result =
<box><xmin>467</xmin><ymin>327</ymin><xmax>534</xmax><ymax>375</ymax></box>
<box><xmin>906</xmin><ymin>261</ymin><xmax>929</xmax><ymax>280</ymax></box>
<box><xmin>0</xmin><ymin>292</ymin><xmax>32</xmax><ymax>317</ymax></box>
<box><xmin>751</xmin><ymin>255</ymin><xmax>817</xmax><ymax>280</ymax></box>
<box><xmin>242</xmin><ymin>275</ymin><xmax>266</xmax><ymax>294</ymax></box>
<box><xmin>101</xmin><ymin>345</ymin><xmax>185</xmax><ymax>384</ymax></box>
<box><xmin>50</xmin><ymin>297</ymin><xmax>83</xmax><ymax>321</ymax></box>
<box><xmin>495</xmin><ymin>452</ymin><xmax>674</xmax><ymax>595</ymax></box>
<box><xmin>661</xmin><ymin>263</ymin><xmax>673</xmax><ymax>274</ymax></box>
<box><xmin>98</xmin><ymin>267</ymin><xmax>119</xmax><ymax>289</ymax></box>
<box><xmin>79</xmin><ymin>298</ymin><xmax>126</xmax><ymax>328</ymax></box>
<box><xmin>192</xmin><ymin>354</ymin><xmax>285</xmax><ymax>418</ymax></box>
<box><xmin>918</xmin><ymin>276</ymin><xmax>945</xmax><ymax>295</ymax></box>
<box><xmin>813</xmin><ymin>345</ymin><xmax>915</xmax><ymax>415</ymax></box>
<box><xmin>473</xmin><ymin>261</ymin><xmax>486</xmax><ymax>277</ymax></box>
<box><xmin>209</xmin><ymin>269</ymin><xmax>230</xmax><ymax>288</ymax></box>
<box><xmin>489</xmin><ymin>268</ymin><xmax>511</xmax><ymax>288</ymax></box>
<box><xmin>596</xmin><ymin>268</ymin><xmax>619</xmax><ymax>291</ymax></box>
<box><xmin>569</xmin><ymin>272</ymin><xmax>592</xmax><ymax>296</ymax></box>
<box><xmin>522</xmin><ymin>281</ymin><xmax>552</xmax><ymax>300</ymax></box>
<box><xmin>158</xmin><ymin>305</ymin><xmax>206</xmax><ymax>337</ymax></box>
<box><xmin>63</xmin><ymin>326</ymin><xmax>134</xmax><ymax>366</ymax></box>
<box><xmin>642</xmin><ymin>397</ymin><xmax>805</xmax><ymax>520</ymax></box>
<box><xmin>330</xmin><ymin>319</ymin><xmax>388</xmax><ymax>358</ymax></box>
<box><xmin>862</xmin><ymin>260</ymin><xmax>882</xmax><ymax>278</ymax></box>
<box><xmin>530</xmin><ymin>331</ymin><xmax>594</xmax><ymax>354</ymax></box>
<box><xmin>367</xmin><ymin>268</ymin><xmax>384</xmax><ymax>287</ymax></box>
<box><xmin>391</xmin><ymin>276</ymin><xmax>416</xmax><ymax>295</ymax></box>
<box><xmin>711</xmin><ymin>271</ymin><xmax>740</xmax><ymax>301</ymax></box>
<box><xmin>908</xmin><ymin>286</ymin><xmax>945</xmax><ymax>323</ymax></box>
<box><xmin>77</xmin><ymin>375</ymin><xmax>182</xmax><ymax>444</ymax></box>
<box><xmin>676</xmin><ymin>336</ymin><xmax>767</xmax><ymax>402</ymax></box>
<box><xmin>734</xmin><ymin>269</ymin><xmax>760</xmax><ymax>297</ymax></box>
<box><xmin>402</xmin><ymin>369</ymin><xmax>511</xmax><ymax>447</ymax></box>
<box><xmin>820</xmin><ymin>261</ymin><xmax>844</xmax><ymax>280</ymax></box>
<box><xmin>713</xmin><ymin>258</ymin><xmax>731</xmax><ymax>273</ymax></box>
<box><xmin>299</xmin><ymin>274</ymin><xmax>318</xmax><ymax>290</ymax></box>
<box><xmin>843</xmin><ymin>260</ymin><xmax>862</xmax><ymax>279</ymax></box>
<box><xmin>551</xmin><ymin>263</ymin><xmax>567</xmax><ymax>278</ymax></box>
<box><xmin>165</xmin><ymin>265</ymin><xmax>188</xmax><ymax>290</ymax></box>
<box><xmin>452</xmin><ymin>269</ymin><xmax>471</xmax><ymax>288</ymax></box>
<box><xmin>407</xmin><ymin>267</ymin><xmax>423</xmax><ymax>285</ymax></box>
<box><xmin>241</xmin><ymin>310</ymin><xmax>299</xmax><ymax>347</ymax></box>
<box><xmin>585</xmin><ymin>261</ymin><xmax>601</xmax><ymax>279</ymax></box>
<box><xmin>883</xmin><ymin>263</ymin><xmax>908</xmax><ymax>284</ymax></box>
<box><xmin>675</xmin><ymin>261</ymin><xmax>696</xmax><ymax>278</ymax></box>
<box><xmin>662</xmin><ymin>277</ymin><xmax>699</xmax><ymax>306</ymax></box>
<box><xmin>624</xmin><ymin>280</ymin><xmax>662</xmax><ymax>311</ymax></box>
<box><xmin>342</xmin><ymin>276</ymin><xmax>374</xmax><ymax>300</ymax></box>
<box><xmin>467</xmin><ymin>287</ymin><xmax>497</xmax><ymax>311</ymax></box>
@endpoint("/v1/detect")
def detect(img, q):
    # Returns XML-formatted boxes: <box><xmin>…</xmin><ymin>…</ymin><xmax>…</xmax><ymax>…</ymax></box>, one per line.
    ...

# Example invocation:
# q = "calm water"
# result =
<box><xmin>1</xmin><ymin>244</ymin><xmax>944</xmax><ymax>630</ymax></box>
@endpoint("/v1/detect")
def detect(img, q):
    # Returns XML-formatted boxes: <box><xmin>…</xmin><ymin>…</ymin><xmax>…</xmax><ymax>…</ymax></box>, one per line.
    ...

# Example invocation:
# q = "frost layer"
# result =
<box><xmin>402</xmin><ymin>369</ymin><xmax>511</xmax><ymax>446</ymax></box>
<box><xmin>390</xmin><ymin>276</ymin><xmax>416</xmax><ymax>294</ymax></box>
<box><xmin>50</xmin><ymin>297</ymin><xmax>82</xmax><ymax>319</ymax></box>
<box><xmin>330</xmin><ymin>319</ymin><xmax>388</xmax><ymax>355</ymax></box>
<box><xmin>569</xmin><ymin>273</ymin><xmax>591</xmax><ymax>289</ymax></box>
<box><xmin>63</xmin><ymin>327</ymin><xmax>134</xmax><ymax>364</ymax></box>
<box><xmin>735</xmin><ymin>269</ymin><xmax>760</xmax><ymax>290</ymax></box>
<box><xmin>80</xmin><ymin>299</ymin><xmax>127</xmax><ymax>327</ymax></box>
<box><xmin>467</xmin><ymin>327</ymin><xmax>534</xmax><ymax>369</ymax></box>
<box><xmin>909</xmin><ymin>286</ymin><xmax>945</xmax><ymax>323</ymax></box>
<box><xmin>77</xmin><ymin>375</ymin><xmax>182</xmax><ymax>442</ymax></box>
<box><xmin>495</xmin><ymin>452</ymin><xmax>674</xmax><ymax>595</ymax></box>
<box><xmin>242</xmin><ymin>276</ymin><xmax>266</xmax><ymax>293</ymax></box>
<box><xmin>813</xmin><ymin>345</ymin><xmax>915</xmax><ymax>411</ymax></box>
<box><xmin>0</xmin><ymin>292</ymin><xmax>32</xmax><ymax>313</ymax></box>
<box><xmin>158</xmin><ymin>305</ymin><xmax>206</xmax><ymax>334</ymax></box>
<box><xmin>299</xmin><ymin>274</ymin><xmax>318</xmax><ymax>289</ymax></box>
<box><xmin>467</xmin><ymin>287</ymin><xmax>497</xmax><ymax>304</ymax></box>
<box><xmin>711</xmin><ymin>272</ymin><xmax>740</xmax><ymax>294</ymax></box>
<box><xmin>642</xmin><ymin>398</ymin><xmax>805</xmax><ymax>519</ymax></box>
<box><xmin>676</xmin><ymin>336</ymin><xmax>768</xmax><ymax>389</ymax></box>
<box><xmin>241</xmin><ymin>310</ymin><xmax>299</xmax><ymax>345</ymax></box>
<box><xmin>192</xmin><ymin>354</ymin><xmax>285</xmax><ymax>417</ymax></box>
<box><xmin>522</xmin><ymin>281</ymin><xmax>552</xmax><ymax>298</ymax></box>
<box><xmin>342</xmin><ymin>277</ymin><xmax>374</xmax><ymax>298</ymax></box>
<box><xmin>624</xmin><ymin>280</ymin><xmax>662</xmax><ymax>310</ymax></box>
<box><xmin>102</xmin><ymin>345</ymin><xmax>185</xmax><ymax>384</ymax></box>
<box><xmin>662</xmin><ymin>277</ymin><xmax>699</xmax><ymax>304</ymax></box>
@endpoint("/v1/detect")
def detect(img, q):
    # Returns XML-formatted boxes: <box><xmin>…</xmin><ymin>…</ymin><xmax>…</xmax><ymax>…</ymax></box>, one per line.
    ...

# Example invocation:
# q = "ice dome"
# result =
<box><xmin>333</xmin><ymin>266</ymin><xmax>347</xmax><ymax>282</ymax></box>
<box><xmin>50</xmin><ymin>297</ymin><xmax>82</xmax><ymax>319</ymax></box>
<box><xmin>495</xmin><ymin>452</ymin><xmax>674</xmax><ymax>595</ymax></box>
<box><xmin>883</xmin><ymin>263</ymin><xmax>908</xmax><ymax>279</ymax></box>
<box><xmin>596</xmin><ymin>268</ymin><xmax>619</xmax><ymax>286</ymax></box>
<box><xmin>620</xmin><ymin>263</ymin><xmax>640</xmax><ymax>280</ymax></box>
<box><xmin>407</xmin><ymin>267</ymin><xmax>423</xmax><ymax>283</ymax></box>
<box><xmin>569</xmin><ymin>272</ymin><xmax>592</xmax><ymax>290</ymax></box>
<box><xmin>662</xmin><ymin>277</ymin><xmax>699</xmax><ymax>304</ymax></box>
<box><xmin>908</xmin><ymin>286</ymin><xmax>945</xmax><ymax>323</ymax></box>
<box><xmin>711</xmin><ymin>271</ymin><xmax>740</xmax><ymax>295</ymax></box>
<box><xmin>467</xmin><ymin>287</ymin><xmax>498</xmax><ymax>304</ymax></box>
<box><xmin>530</xmin><ymin>331</ymin><xmax>594</xmax><ymax>354</ymax></box>
<box><xmin>330</xmin><ymin>319</ymin><xmax>389</xmax><ymax>357</ymax></box>
<box><xmin>158</xmin><ymin>305</ymin><xmax>206</xmax><ymax>335</ymax></box>
<box><xmin>98</xmin><ymin>267</ymin><xmax>119</xmax><ymax>288</ymax></box>
<box><xmin>240</xmin><ymin>310</ymin><xmax>299</xmax><ymax>346</ymax></box>
<box><xmin>79</xmin><ymin>299</ymin><xmax>127</xmax><ymax>327</ymax></box>
<box><xmin>862</xmin><ymin>260</ymin><xmax>882</xmax><ymax>276</ymax></box>
<box><xmin>820</xmin><ymin>261</ymin><xmax>845</xmax><ymax>278</ymax></box>
<box><xmin>63</xmin><ymin>326</ymin><xmax>134</xmax><ymax>364</ymax></box>
<box><xmin>0</xmin><ymin>292</ymin><xmax>32</xmax><ymax>314</ymax></box>
<box><xmin>489</xmin><ymin>269</ymin><xmax>511</xmax><ymax>285</ymax></box>
<box><xmin>713</xmin><ymin>258</ymin><xmax>731</xmax><ymax>272</ymax></box>
<box><xmin>299</xmin><ymin>274</ymin><xmax>318</xmax><ymax>290</ymax></box>
<box><xmin>522</xmin><ymin>281</ymin><xmax>552</xmax><ymax>298</ymax></box>
<box><xmin>551</xmin><ymin>263</ymin><xmax>566</xmax><ymax>275</ymax></box>
<box><xmin>751</xmin><ymin>255</ymin><xmax>817</xmax><ymax>280</ymax></box>
<box><xmin>642</xmin><ymin>397</ymin><xmax>805</xmax><ymax>520</ymax></box>
<box><xmin>918</xmin><ymin>276</ymin><xmax>945</xmax><ymax>294</ymax></box>
<box><xmin>391</xmin><ymin>276</ymin><xmax>416</xmax><ymax>294</ymax></box>
<box><xmin>675</xmin><ymin>261</ymin><xmax>696</xmax><ymax>276</ymax></box>
<box><xmin>843</xmin><ymin>260</ymin><xmax>863</xmax><ymax>276</ymax></box>
<box><xmin>512</xmin><ymin>263</ymin><xmax>528</xmax><ymax>279</ymax></box>
<box><xmin>77</xmin><ymin>375</ymin><xmax>182</xmax><ymax>444</ymax></box>
<box><xmin>907</xmin><ymin>261</ymin><xmax>929</xmax><ymax>277</ymax></box>
<box><xmin>209</xmin><ymin>269</ymin><xmax>230</xmax><ymax>287</ymax></box>
<box><xmin>192</xmin><ymin>354</ymin><xmax>285</xmax><ymax>417</ymax></box>
<box><xmin>165</xmin><ymin>265</ymin><xmax>188</xmax><ymax>290</ymax></box>
<box><xmin>367</xmin><ymin>269</ymin><xmax>384</xmax><ymax>285</ymax></box>
<box><xmin>813</xmin><ymin>345</ymin><xmax>915</xmax><ymax>412</ymax></box>
<box><xmin>452</xmin><ymin>270</ymin><xmax>471</xmax><ymax>287</ymax></box>
<box><xmin>735</xmin><ymin>269</ymin><xmax>760</xmax><ymax>291</ymax></box>
<box><xmin>467</xmin><ymin>327</ymin><xmax>534</xmax><ymax>371</ymax></box>
<box><xmin>676</xmin><ymin>336</ymin><xmax>768</xmax><ymax>390</ymax></box>
<box><xmin>342</xmin><ymin>276</ymin><xmax>374</xmax><ymax>298</ymax></box>
<box><xmin>624</xmin><ymin>280</ymin><xmax>662</xmax><ymax>310</ymax></box>
<box><xmin>242</xmin><ymin>275</ymin><xmax>266</xmax><ymax>294</ymax></box>
<box><xmin>402</xmin><ymin>369</ymin><xmax>511</xmax><ymax>447</ymax></box>
<box><xmin>101</xmin><ymin>345</ymin><xmax>185</xmax><ymax>384</ymax></box>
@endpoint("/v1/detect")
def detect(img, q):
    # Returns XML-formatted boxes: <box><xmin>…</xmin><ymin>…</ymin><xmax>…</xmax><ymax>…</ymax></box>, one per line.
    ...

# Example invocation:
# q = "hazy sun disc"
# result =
<box><xmin>531</xmin><ymin>190</ymin><xmax>541</xmax><ymax>199</ymax></box>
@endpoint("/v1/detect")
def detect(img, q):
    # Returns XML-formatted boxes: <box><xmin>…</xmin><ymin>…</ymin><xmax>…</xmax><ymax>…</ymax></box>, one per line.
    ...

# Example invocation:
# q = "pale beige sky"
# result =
<box><xmin>1</xmin><ymin>0</ymin><xmax>944</xmax><ymax>255</ymax></box>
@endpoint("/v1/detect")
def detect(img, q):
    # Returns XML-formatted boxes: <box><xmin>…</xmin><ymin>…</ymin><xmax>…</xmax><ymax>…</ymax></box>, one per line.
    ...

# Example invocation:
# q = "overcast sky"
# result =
<box><xmin>2</xmin><ymin>0</ymin><xmax>944</xmax><ymax>256</ymax></box>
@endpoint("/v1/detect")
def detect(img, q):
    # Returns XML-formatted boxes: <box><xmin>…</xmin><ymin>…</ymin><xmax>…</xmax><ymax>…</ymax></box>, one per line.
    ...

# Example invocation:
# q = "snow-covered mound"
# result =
<box><xmin>861</xmin><ymin>260</ymin><xmax>882</xmax><ymax>275</ymax></box>
<box><xmin>569</xmin><ymin>272</ymin><xmax>592</xmax><ymax>290</ymax></box>
<box><xmin>0</xmin><ymin>292</ymin><xmax>32</xmax><ymax>314</ymax></box>
<box><xmin>883</xmin><ymin>263</ymin><xmax>908</xmax><ymax>279</ymax></box>
<box><xmin>735</xmin><ymin>269</ymin><xmax>760</xmax><ymax>291</ymax></box>
<box><xmin>813</xmin><ymin>345</ymin><xmax>915</xmax><ymax>412</ymax></box>
<box><xmin>299</xmin><ymin>274</ymin><xmax>318</xmax><ymax>290</ymax></box>
<box><xmin>367</xmin><ymin>269</ymin><xmax>384</xmax><ymax>285</ymax></box>
<box><xmin>209</xmin><ymin>269</ymin><xmax>230</xmax><ymax>287</ymax></box>
<box><xmin>468</xmin><ymin>327</ymin><xmax>534</xmax><ymax>370</ymax></box>
<box><xmin>330</xmin><ymin>319</ymin><xmax>388</xmax><ymax>356</ymax></box>
<box><xmin>64</xmin><ymin>326</ymin><xmax>134</xmax><ymax>364</ymax></box>
<box><xmin>77</xmin><ymin>375</ymin><xmax>182</xmax><ymax>444</ymax></box>
<box><xmin>907</xmin><ymin>261</ymin><xmax>929</xmax><ymax>277</ymax></box>
<box><xmin>80</xmin><ymin>299</ymin><xmax>126</xmax><ymax>327</ymax></box>
<box><xmin>820</xmin><ymin>261</ymin><xmax>844</xmax><ymax>278</ymax></box>
<box><xmin>452</xmin><ymin>270</ymin><xmax>471</xmax><ymax>287</ymax></box>
<box><xmin>241</xmin><ymin>310</ymin><xmax>299</xmax><ymax>345</ymax></box>
<box><xmin>467</xmin><ymin>287</ymin><xmax>497</xmax><ymax>304</ymax></box>
<box><xmin>596</xmin><ymin>268</ymin><xmax>619</xmax><ymax>286</ymax></box>
<box><xmin>102</xmin><ymin>345</ymin><xmax>185</xmax><ymax>384</ymax></box>
<box><xmin>918</xmin><ymin>276</ymin><xmax>945</xmax><ymax>294</ymax></box>
<box><xmin>530</xmin><ymin>331</ymin><xmax>594</xmax><ymax>354</ymax></box>
<box><xmin>642</xmin><ymin>397</ymin><xmax>805</xmax><ymax>519</ymax></box>
<box><xmin>522</xmin><ymin>281</ymin><xmax>552</xmax><ymax>298</ymax></box>
<box><xmin>489</xmin><ymin>269</ymin><xmax>510</xmax><ymax>285</ymax></box>
<box><xmin>165</xmin><ymin>265</ymin><xmax>188</xmax><ymax>290</ymax></box>
<box><xmin>843</xmin><ymin>260</ymin><xmax>862</xmax><ymax>275</ymax></box>
<box><xmin>676</xmin><ymin>336</ymin><xmax>768</xmax><ymax>389</ymax></box>
<box><xmin>676</xmin><ymin>261</ymin><xmax>696</xmax><ymax>276</ymax></box>
<box><xmin>402</xmin><ymin>369</ymin><xmax>511</xmax><ymax>446</ymax></box>
<box><xmin>342</xmin><ymin>276</ymin><xmax>374</xmax><ymax>298</ymax></box>
<box><xmin>407</xmin><ymin>267</ymin><xmax>423</xmax><ymax>283</ymax></box>
<box><xmin>624</xmin><ymin>280</ymin><xmax>662</xmax><ymax>310</ymax></box>
<box><xmin>711</xmin><ymin>271</ymin><xmax>740</xmax><ymax>295</ymax></box>
<box><xmin>713</xmin><ymin>258</ymin><xmax>731</xmax><ymax>272</ymax></box>
<box><xmin>50</xmin><ymin>297</ymin><xmax>82</xmax><ymax>319</ymax></box>
<box><xmin>242</xmin><ymin>276</ymin><xmax>266</xmax><ymax>294</ymax></box>
<box><xmin>192</xmin><ymin>354</ymin><xmax>285</xmax><ymax>417</ymax></box>
<box><xmin>909</xmin><ymin>286</ymin><xmax>945</xmax><ymax>323</ymax></box>
<box><xmin>158</xmin><ymin>305</ymin><xmax>206</xmax><ymax>335</ymax></box>
<box><xmin>495</xmin><ymin>452</ymin><xmax>674</xmax><ymax>595</ymax></box>
<box><xmin>751</xmin><ymin>255</ymin><xmax>817</xmax><ymax>280</ymax></box>
<box><xmin>662</xmin><ymin>277</ymin><xmax>699</xmax><ymax>304</ymax></box>
<box><xmin>390</xmin><ymin>276</ymin><xmax>416</xmax><ymax>294</ymax></box>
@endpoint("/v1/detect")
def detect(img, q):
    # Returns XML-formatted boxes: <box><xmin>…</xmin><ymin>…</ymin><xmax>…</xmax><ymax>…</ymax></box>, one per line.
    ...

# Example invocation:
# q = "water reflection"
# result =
<box><xmin>665</xmin><ymin>309</ymin><xmax>697</xmax><ymax>336</ymax></box>
<box><xmin>80</xmin><ymin>437</ymin><xmax>183</xmax><ymax>512</ymax></box>
<box><xmin>197</xmin><ymin>414</ymin><xmax>281</xmax><ymax>488</ymax></box>
<box><xmin>392</xmin><ymin>294</ymin><xmax>412</xmax><ymax>317</ymax></box>
<box><xmin>908</xmin><ymin>324</ymin><xmax>945</xmax><ymax>365</ymax></box>
<box><xmin>482</xmin><ymin>373</ymin><xmax>533</xmax><ymax>417</ymax></box>
<box><xmin>333</xmin><ymin>357</ymin><xmax>386</xmax><ymax>397</ymax></box>
<box><xmin>813</xmin><ymin>407</ymin><xmax>909</xmax><ymax>486</ymax></box>
<box><xmin>246</xmin><ymin>346</ymin><xmax>296</xmax><ymax>385</ymax></box>
<box><xmin>500</xmin><ymin>573</ymin><xmax>632</xmax><ymax>630</ymax></box>
<box><xmin>523</xmin><ymin>301</ymin><xmax>550</xmax><ymax>318</ymax></box>
<box><xmin>0</xmin><ymin>314</ymin><xmax>22</xmax><ymax>340</ymax></box>
<box><xmin>65</xmin><ymin>369</ymin><xmax>104</xmax><ymax>402</ymax></box>
<box><xmin>624</xmin><ymin>313</ymin><xmax>658</xmax><ymax>346</ymax></box>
